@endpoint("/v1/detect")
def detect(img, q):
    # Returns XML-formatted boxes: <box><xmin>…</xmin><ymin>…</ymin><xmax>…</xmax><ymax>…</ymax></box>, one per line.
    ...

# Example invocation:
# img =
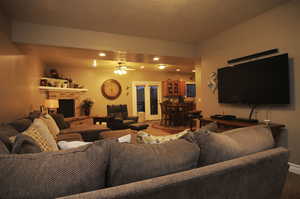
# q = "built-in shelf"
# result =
<box><xmin>39</xmin><ymin>86</ymin><xmax>88</xmax><ymax>92</ymax></box>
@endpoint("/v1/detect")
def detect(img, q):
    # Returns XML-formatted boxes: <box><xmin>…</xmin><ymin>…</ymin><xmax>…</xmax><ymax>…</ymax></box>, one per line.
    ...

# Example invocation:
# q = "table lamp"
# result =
<box><xmin>45</xmin><ymin>99</ymin><xmax>59</xmax><ymax>113</ymax></box>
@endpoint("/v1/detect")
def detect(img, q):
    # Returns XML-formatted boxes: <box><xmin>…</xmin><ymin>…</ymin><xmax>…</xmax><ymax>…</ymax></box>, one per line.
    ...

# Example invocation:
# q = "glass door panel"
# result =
<box><xmin>132</xmin><ymin>81</ymin><xmax>161</xmax><ymax>121</ymax></box>
<box><xmin>150</xmin><ymin>86</ymin><xmax>158</xmax><ymax>115</ymax></box>
<box><xmin>136</xmin><ymin>86</ymin><xmax>145</xmax><ymax>112</ymax></box>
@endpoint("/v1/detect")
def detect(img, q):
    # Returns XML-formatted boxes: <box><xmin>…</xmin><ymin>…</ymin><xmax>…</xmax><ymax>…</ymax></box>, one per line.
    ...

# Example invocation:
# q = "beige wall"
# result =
<box><xmin>0</xmin><ymin>12</ymin><xmax>44</xmax><ymax>122</ymax></box>
<box><xmin>196</xmin><ymin>0</ymin><xmax>300</xmax><ymax>164</ymax></box>
<box><xmin>45</xmin><ymin>65</ymin><xmax>194</xmax><ymax>116</ymax></box>
<box><xmin>12</xmin><ymin>21</ymin><xmax>197</xmax><ymax>58</ymax></box>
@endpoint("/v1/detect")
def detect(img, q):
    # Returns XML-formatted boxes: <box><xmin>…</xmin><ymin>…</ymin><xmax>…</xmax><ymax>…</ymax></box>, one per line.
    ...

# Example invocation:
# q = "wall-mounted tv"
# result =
<box><xmin>218</xmin><ymin>53</ymin><xmax>290</xmax><ymax>105</ymax></box>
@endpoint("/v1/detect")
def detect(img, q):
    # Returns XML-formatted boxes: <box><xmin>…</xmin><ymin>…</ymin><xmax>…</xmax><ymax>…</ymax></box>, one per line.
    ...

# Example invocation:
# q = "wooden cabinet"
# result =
<box><xmin>162</xmin><ymin>80</ymin><xmax>186</xmax><ymax>97</ymax></box>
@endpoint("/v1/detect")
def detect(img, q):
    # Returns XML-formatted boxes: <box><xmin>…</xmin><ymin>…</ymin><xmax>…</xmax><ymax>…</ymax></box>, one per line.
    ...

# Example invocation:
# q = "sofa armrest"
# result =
<box><xmin>57</xmin><ymin>147</ymin><xmax>289</xmax><ymax>199</ymax></box>
<box><xmin>56</xmin><ymin>133</ymin><xmax>83</xmax><ymax>142</ymax></box>
<box><xmin>127</xmin><ymin>116</ymin><xmax>138</xmax><ymax>122</ymax></box>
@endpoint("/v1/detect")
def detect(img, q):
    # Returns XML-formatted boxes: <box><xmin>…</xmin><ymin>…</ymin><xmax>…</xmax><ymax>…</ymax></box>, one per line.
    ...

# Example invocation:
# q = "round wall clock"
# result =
<box><xmin>101</xmin><ymin>79</ymin><xmax>122</xmax><ymax>100</ymax></box>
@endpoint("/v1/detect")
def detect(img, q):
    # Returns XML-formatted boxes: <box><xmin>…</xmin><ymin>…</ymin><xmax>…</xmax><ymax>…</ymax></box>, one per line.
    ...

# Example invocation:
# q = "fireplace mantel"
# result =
<box><xmin>39</xmin><ymin>86</ymin><xmax>88</xmax><ymax>92</ymax></box>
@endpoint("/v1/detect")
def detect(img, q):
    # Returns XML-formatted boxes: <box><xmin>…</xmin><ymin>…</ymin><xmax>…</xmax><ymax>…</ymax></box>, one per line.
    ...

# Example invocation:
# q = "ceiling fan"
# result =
<box><xmin>114</xmin><ymin>62</ymin><xmax>136</xmax><ymax>75</ymax></box>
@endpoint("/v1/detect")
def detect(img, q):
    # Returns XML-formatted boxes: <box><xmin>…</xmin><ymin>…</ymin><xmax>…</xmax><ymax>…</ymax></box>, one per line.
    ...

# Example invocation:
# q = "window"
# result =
<box><xmin>186</xmin><ymin>83</ymin><xmax>196</xmax><ymax>97</ymax></box>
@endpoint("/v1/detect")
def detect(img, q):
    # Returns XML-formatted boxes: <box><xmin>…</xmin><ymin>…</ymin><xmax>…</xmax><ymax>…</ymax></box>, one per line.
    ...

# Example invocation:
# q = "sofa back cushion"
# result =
<box><xmin>11</xmin><ymin>134</ymin><xmax>42</xmax><ymax>154</ymax></box>
<box><xmin>9</xmin><ymin>118</ymin><xmax>32</xmax><ymax>132</ymax></box>
<box><xmin>190</xmin><ymin>125</ymin><xmax>275</xmax><ymax>166</ymax></box>
<box><xmin>0</xmin><ymin>124</ymin><xmax>19</xmax><ymax>137</ymax></box>
<box><xmin>0</xmin><ymin>140</ymin><xmax>111</xmax><ymax>199</ymax></box>
<box><xmin>108</xmin><ymin>139</ymin><xmax>200</xmax><ymax>186</ymax></box>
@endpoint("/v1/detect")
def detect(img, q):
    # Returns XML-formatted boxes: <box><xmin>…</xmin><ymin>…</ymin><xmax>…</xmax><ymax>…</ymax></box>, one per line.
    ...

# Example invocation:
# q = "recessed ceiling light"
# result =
<box><xmin>192</xmin><ymin>69</ymin><xmax>196</xmax><ymax>72</ymax></box>
<box><xmin>140</xmin><ymin>65</ymin><xmax>145</xmax><ymax>69</ymax></box>
<box><xmin>176</xmin><ymin>69</ymin><xmax>181</xmax><ymax>72</ymax></box>
<box><xmin>99</xmin><ymin>52</ymin><xmax>106</xmax><ymax>57</ymax></box>
<box><xmin>158</xmin><ymin>65</ymin><xmax>166</xmax><ymax>70</ymax></box>
<box><xmin>93</xmin><ymin>59</ymin><xmax>97</xmax><ymax>67</ymax></box>
<box><xmin>153</xmin><ymin>57</ymin><xmax>160</xmax><ymax>61</ymax></box>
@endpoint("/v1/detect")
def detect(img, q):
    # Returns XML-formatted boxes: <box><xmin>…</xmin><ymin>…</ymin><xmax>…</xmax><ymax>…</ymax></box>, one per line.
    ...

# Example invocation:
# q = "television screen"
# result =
<box><xmin>218</xmin><ymin>54</ymin><xmax>290</xmax><ymax>104</ymax></box>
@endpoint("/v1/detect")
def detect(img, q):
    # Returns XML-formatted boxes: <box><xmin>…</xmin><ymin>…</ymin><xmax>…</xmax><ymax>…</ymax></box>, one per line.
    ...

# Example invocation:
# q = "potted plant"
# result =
<box><xmin>81</xmin><ymin>98</ymin><xmax>94</xmax><ymax>116</ymax></box>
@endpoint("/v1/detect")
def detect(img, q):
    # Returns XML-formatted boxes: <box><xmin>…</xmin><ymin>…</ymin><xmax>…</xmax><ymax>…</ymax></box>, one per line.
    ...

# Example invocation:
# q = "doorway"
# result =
<box><xmin>132</xmin><ymin>81</ymin><xmax>162</xmax><ymax>121</ymax></box>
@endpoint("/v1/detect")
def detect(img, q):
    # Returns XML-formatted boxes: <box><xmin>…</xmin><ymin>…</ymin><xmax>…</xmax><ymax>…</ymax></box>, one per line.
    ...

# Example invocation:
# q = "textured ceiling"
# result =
<box><xmin>0</xmin><ymin>0</ymin><xmax>289</xmax><ymax>43</ymax></box>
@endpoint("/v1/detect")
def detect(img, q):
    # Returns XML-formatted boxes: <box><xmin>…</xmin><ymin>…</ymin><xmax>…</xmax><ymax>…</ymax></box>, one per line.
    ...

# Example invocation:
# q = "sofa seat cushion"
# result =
<box><xmin>190</xmin><ymin>125</ymin><xmax>275</xmax><ymax>166</ymax></box>
<box><xmin>0</xmin><ymin>140</ymin><xmax>111</xmax><ymax>199</ymax></box>
<box><xmin>108</xmin><ymin>139</ymin><xmax>200</xmax><ymax>186</ymax></box>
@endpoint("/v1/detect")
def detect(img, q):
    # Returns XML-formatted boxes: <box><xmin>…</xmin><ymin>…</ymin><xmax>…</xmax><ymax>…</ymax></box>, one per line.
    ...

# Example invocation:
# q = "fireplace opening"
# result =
<box><xmin>58</xmin><ymin>99</ymin><xmax>75</xmax><ymax>118</ymax></box>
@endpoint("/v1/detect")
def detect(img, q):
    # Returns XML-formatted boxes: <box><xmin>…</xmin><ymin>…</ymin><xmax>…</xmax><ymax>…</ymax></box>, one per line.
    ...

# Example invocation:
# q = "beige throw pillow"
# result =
<box><xmin>31</xmin><ymin>119</ymin><xmax>59</xmax><ymax>151</ymax></box>
<box><xmin>40</xmin><ymin>114</ymin><xmax>60</xmax><ymax>139</ymax></box>
<box><xmin>137</xmin><ymin>129</ymin><xmax>190</xmax><ymax>144</ymax></box>
<box><xmin>23</xmin><ymin>126</ymin><xmax>56</xmax><ymax>152</ymax></box>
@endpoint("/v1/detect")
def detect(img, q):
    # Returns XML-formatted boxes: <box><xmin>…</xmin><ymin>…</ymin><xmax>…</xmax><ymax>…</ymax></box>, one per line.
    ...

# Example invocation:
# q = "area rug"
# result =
<box><xmin>150</xmin><ymin>122</ymin><xmax>189</xmax><ymax>134</ymax></box>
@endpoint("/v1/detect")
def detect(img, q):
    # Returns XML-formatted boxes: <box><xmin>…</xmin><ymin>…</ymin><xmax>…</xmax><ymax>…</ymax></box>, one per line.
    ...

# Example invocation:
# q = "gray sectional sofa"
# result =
<box><xmin>0</xmin><ymin>124</ymin><xmax>289</xmax><ymax>199</ymax></box>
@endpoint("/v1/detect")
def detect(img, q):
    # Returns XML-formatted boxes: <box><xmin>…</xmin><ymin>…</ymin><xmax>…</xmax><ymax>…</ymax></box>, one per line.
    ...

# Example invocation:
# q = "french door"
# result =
<box><xmin>132</xmin><ymin>81</ymin><xmax>162</xmax><ymax>120</ymax></box>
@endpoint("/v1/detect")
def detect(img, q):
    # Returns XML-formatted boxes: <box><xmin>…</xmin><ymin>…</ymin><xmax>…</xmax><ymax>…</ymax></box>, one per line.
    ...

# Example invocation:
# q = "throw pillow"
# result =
<box><xmin>11</xmin><ymin>134</ymin><xmax>42</xmax><ymax>154</ymax></box>
<box><xmin>108</xmin><ymin>139</ymin><xmax>200</xmax><ymax>186</ymax></box>
<box><xmin>182</xmin><ymin>122</ymin><xmax>218</xmax><ymax>143</ymax></box>
<box><xmin>0</xmin><ymin>141</ymin><xmax>9</xmax><ymax>154</ymax></box>
<box><xmin>31</xmin><ymin>119</ymin><xmax>59</xmax><ymax>151</ymax></box>
<box><xmin>0</xmin><ymin>140</ymin><xmax>111</xmax><ymax>199</ymax></box>
<box><xmin>57</xmin><ymin>141</ymin><xmax>91</xmax><ymax>150</ymax></box>
<box><xmin>137</xmin><ymin>129</ymin><xmax>190</xmax><ymax>144</ymax></box>
<box><xmin>23</xmin><ymin>126</ymin><xmax>56</xmax><ymax>152</ymax></box>
<box><xmin>9</xmin><ymin>118</ymin><xmax>32</xmax><ymax>132</ymax></box>
<box><xmin>40</xmin><ymin>114</ymin><xmax>60</xmax><ymax>139</ymax></box>
<box><xmin>0</xmin><ymin>134</ymin><xmax>13</xmax><ymax>152</ymax></box>
<box><xmin>49</xmin><ymin>113</ymin><xmax>70</xmax><ymax>130</ymax></box>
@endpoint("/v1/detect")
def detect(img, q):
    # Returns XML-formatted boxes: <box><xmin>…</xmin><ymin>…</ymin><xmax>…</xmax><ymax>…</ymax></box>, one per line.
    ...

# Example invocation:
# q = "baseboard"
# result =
<box><xmin>288</xmin><ymin>162</ymin><xmax>300</xmax><ymax>175</ymax></box>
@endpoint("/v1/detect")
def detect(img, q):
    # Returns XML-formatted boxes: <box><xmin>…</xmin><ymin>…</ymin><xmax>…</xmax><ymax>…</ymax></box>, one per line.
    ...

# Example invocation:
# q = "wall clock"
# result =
<box><xmin>101</xmin><ymin>79</ymin><xmax>122</xmax><ymax>100</ymax></box>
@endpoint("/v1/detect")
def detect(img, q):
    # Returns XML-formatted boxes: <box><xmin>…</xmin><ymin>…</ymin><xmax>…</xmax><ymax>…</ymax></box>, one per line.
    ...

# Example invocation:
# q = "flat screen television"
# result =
<box><xmin>218</xmin><ymin>53</ymin><xmax>290</xmax><ymax>105</ymax></box>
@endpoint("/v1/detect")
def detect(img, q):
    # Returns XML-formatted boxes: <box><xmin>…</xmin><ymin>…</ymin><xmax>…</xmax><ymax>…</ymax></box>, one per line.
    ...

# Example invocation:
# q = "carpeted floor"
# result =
<box><xmin>281</xmin><ymin>172</ymin><xmax>300</xmax><ymax>199</ymax></box>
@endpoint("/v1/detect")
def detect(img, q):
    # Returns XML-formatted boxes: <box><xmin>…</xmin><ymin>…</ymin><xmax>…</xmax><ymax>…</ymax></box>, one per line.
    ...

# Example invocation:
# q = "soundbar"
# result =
<box><xmin>227</xmin><ymin>49</ymin><xmax>279</xmax><ymax>64</ymax></box>
<box><xmin>210</xmin><ymin>115</ymin><xmax>236</xmax><ymax>120</ymax></box>
<box><xmin>210</xmin><ymin>115</ymin><xmax>259</xmax><ymax>123</ymax></box>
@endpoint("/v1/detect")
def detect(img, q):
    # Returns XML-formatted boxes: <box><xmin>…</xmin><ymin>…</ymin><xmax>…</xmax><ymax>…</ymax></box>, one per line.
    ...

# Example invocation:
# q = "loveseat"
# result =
<box><xmin>0</xmin><ymin>124</ymin><xmax>289</xmax><ymax>199</ymax></box>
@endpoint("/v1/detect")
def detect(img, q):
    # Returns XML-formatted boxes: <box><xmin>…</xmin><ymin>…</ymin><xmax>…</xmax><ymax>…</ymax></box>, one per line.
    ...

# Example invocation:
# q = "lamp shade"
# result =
<box><xmin>45</xmin><ymin>99</ymin><xmax>59</xmax><ymax>109</ymax></box>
